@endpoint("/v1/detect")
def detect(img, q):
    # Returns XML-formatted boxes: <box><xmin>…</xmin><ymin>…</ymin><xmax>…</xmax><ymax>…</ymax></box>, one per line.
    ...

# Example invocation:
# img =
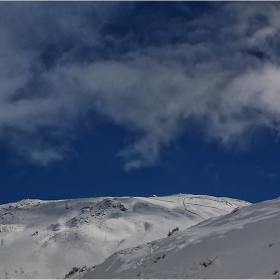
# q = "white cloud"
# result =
<box><xmin>1</xmin><ymin>2</ymin><xmax>280</xmax><ymax>169</ymax></box>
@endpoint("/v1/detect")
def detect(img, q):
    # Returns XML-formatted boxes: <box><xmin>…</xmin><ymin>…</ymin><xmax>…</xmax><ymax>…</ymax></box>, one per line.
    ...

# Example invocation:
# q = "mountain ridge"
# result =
<box><xmin>79</xmin><ymin>196</ymin><xmax>280</xmax><ymax>279</ymax></box>
<box><xmin>0</xmin><ymin>194</ymin><xmax>250</xmax><ymax>278</ymax></box>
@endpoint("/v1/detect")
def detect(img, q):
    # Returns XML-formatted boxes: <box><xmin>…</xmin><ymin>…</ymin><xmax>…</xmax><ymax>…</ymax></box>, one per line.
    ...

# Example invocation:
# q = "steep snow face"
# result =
<box><xmin>79</xmin><ymin>197</ymin><xmax>280</xmax><ymax>279</ymax></box>
<box><xmin>0</xmin><ymin>194</ymin><xmax>250</xmax><ymax>278</ymax></box>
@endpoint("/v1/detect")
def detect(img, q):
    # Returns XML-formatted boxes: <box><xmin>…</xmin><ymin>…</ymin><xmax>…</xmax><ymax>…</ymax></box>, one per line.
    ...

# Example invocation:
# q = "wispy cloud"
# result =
<box><xmin>256</xmin><ymin>166</ymin><xmax>276</xmax><ymax>179</ymax></box>
<box><xmin>1</xmin><ymin>2</ymin><xmax>280</xmax><ymax>169</ymax></box>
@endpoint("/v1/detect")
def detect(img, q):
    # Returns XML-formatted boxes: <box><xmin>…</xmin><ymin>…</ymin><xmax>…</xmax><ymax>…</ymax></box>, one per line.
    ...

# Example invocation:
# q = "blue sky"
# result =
<box><xmin>1</xmin><ymin>2</ymin><xmax>280</xmax><ymax>205</ymax></box>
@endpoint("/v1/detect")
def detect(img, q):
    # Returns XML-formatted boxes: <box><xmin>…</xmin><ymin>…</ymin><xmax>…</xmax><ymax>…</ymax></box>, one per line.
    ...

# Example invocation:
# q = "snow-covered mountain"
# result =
<box><xmin>0</xmin><ymin>194</ymin><xmax>249</xmax><ymax>278</ymax></box>
<box><xmin>78</xmin><ymin>196</ymin><xmax>280</xmax><ymax>279</ymax></box>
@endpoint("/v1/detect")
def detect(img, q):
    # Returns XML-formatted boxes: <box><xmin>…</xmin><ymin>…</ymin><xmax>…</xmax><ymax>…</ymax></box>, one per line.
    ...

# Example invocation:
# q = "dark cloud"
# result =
<box><xmin>1</xmin><ymin>2</ymin><xmax>280</xmax><ymax>169</ymax></box>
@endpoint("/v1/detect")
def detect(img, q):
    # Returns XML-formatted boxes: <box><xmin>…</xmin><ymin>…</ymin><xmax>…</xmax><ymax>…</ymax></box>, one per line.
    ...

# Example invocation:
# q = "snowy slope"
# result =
<box><xmin>79</xmin><ymin>196</ymin><xmax>280</xmax><ymax>279</ymax></box>
<box><xmin>0</xmin><ymin>194</ymin><xmax>249</xmax><ymax>278</ymax></box>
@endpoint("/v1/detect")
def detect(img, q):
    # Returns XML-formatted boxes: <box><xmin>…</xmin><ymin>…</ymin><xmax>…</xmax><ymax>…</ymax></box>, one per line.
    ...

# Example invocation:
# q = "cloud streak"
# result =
<box><xmin>1</xmin><ymin>2</ymin><xmax>280</xmax><ymax>169</ymax></box>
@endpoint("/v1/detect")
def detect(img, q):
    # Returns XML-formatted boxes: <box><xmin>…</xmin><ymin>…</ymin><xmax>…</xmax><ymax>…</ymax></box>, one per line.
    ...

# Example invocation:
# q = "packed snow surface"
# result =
<box><xmin>0</xmin><ymin>194</ymin><xmax>249</xmax><ymax>278</ymax></box>
<box><xmin>78</xmin><ymin>196</ymin><xmax>280</xmax><ymax>279</ymax></box>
